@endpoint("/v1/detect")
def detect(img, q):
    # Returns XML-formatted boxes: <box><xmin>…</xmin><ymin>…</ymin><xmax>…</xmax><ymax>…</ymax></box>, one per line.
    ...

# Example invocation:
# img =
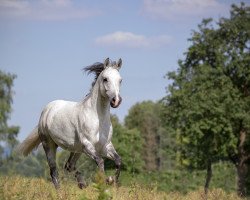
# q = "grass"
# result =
<box><xmin>0</xmin><ymin>175</ymin><xmax>242</xmax><ymax>200</ymax></box>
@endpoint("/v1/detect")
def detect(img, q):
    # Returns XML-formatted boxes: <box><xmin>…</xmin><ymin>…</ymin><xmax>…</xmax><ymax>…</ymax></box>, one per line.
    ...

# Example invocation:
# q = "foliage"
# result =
<box><xmin>0</xmin><ymin>70</ymin><xmax>19</xmax><ymax>163</ymax></box>
<box><xmin>93</xmin><ymin>171</ymin><xmax>112</xmax><ymax>200</ymax></box>
<box><xmin>165</xmin><ymin>3</ymin><xmax>250</xmax><ymax>196</ymax></box>
<box><xmin>125</xmin><ymin>101</ymin><xmax>175</xmax><ymax>171</ymax></box>
<box><xmin>0</xmin><ymin>146</ymin><xmax>47</xmax><ymax>177</ymax></box>
<box><xmin>106</xmin><ymin>115</ymin><xmax>144</xmax><ymax>173</ymax></box>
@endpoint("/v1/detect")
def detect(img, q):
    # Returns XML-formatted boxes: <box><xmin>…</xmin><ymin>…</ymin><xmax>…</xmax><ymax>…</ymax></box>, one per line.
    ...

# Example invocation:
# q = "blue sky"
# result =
<box><xmin>0</xmin><ymin>0</ymin><xmax>247</xmax><ymax>141</ymax></box>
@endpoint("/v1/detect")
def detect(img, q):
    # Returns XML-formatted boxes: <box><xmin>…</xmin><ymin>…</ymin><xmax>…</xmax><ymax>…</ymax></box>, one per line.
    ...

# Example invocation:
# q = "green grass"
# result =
<box><xmin>111</xmin><ymin>162</ymin><xmax>236</xmax><ymax>194</ymax></box>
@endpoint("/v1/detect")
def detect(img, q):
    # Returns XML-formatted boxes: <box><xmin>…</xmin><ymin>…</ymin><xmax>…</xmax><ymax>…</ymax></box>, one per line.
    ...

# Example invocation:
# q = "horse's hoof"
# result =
<box><xmin>54</xmin><ymin>184</ymin><xmax>60</xmax><ymax>190</ymax></box>
<box><xmin>78</xmin><ymin>182</ymin><xmax>87</xmax><ymax>189</ymax></box>
<box><xmin>53</xmin><ymin>179</ymin><xmax>60</xmax><ymax>189</ymax></box>
<box><xmin>106</xmin><ymin>176</ymin><xmax>114</xmax><ymax>185</ymax></box>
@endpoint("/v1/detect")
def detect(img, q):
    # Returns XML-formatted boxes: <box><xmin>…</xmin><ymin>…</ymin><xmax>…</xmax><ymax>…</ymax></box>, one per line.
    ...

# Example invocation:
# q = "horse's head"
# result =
<box><xmin>100</xmin><ymin>58</ymin><xmax>123</xmax><ymax>108</ymax></box>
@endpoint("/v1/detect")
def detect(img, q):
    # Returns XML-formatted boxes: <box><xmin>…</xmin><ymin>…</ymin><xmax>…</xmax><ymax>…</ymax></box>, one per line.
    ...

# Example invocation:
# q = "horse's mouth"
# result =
<box><xmin>110</xmin><ymin>96</ymin><xmax>122</xmax><ymax>108</ymax></box>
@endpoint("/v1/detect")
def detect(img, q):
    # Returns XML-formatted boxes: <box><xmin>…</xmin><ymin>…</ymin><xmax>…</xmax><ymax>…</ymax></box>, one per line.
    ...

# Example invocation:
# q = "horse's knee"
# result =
<box><xmin>115</xmin><ymin>156</ymin><xmax>122</xmax><ymax>169</ymax></box>
<box><xmin>64</xmin><ymin>162</ymin><xmax>75</xmax><ymax>172</ymax></box>
<box><xmin>64</xmin><ymin>162</ymin><xmax>70</xmax><ymax>171</ymax></box>
<box><xmin>50</xmin><ymin>166</ymin><xmax>60</xmax><ymax>189</ymax></box>
<box><xmin>94</xmin><ymin>157</ymin><xmax>104</xmax><ymax>171</ymax></box>
<box><xmin>114</xmin><ymin>155</ymin><xmax>121</xmax><ymax>181</ymax></box>
<box><xmin>50</xmin><ymin>166</ymin><xmax>58</xmax><ymax>176</ymax></box>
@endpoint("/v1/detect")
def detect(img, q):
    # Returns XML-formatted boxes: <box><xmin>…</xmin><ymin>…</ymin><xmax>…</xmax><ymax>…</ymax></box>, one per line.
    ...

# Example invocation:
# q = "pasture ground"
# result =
<box><xmin>0</xmin><ymin>175</ymin><xmax>242</xmax><ymax>200</ymax></box>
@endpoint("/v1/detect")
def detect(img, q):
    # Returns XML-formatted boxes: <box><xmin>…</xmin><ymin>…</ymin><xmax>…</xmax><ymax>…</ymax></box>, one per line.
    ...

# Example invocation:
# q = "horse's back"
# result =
<box><xmin>38</xmin><ymin>100</ymin><xmax>81</xmax><ymax>150</ymax></box>
<box><xmin>40</xmin><ymin>100</ymin><xmax>76</xmax><ymax>124</ymax></box>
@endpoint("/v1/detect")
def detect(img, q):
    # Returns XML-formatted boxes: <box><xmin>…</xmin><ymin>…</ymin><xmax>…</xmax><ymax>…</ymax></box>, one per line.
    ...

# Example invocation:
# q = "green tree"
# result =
<box><xmin>0</xmin><ymin>146</ymin><xmax>47</xmax><ymax>177</ymax></box>
<box><xmin>125</xmin><ymin>101</ymin><xmax>174</xmax><ymax>171</ymax></box>
<box><xmin>165</xmin><ymin>3</ymin><xmax>250</xmax><ymax>196</ymax></box>
<box><xmin>0</xmin><ymin>70</ymin><xmax>19</xmax><ymax>161</ymax></box>
<box><xmin>106</xmin><ymin>115</ymin><xmax>144</xmax><ymax>174</ymax></box>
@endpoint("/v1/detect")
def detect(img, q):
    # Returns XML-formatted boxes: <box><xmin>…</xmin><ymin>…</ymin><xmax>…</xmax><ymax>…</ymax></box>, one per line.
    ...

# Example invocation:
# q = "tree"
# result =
<box><xmin>0</xmin><ymin>70</ymin><xmax>19</xmax><ymax>161</ymax></box>
<box><xmin>165</xmin><ymin>3</ymin><xmax>250</xmax><ymax>197</ymax></box>
<box><xmin>125</xmin><ymin>101</ymin><xmax>173</xmax><ymax>171</ymax></box>
<box><xmin>106</xmin><ymin>115</ymin><xmax>144</xmax><ymax>174</ymax></box>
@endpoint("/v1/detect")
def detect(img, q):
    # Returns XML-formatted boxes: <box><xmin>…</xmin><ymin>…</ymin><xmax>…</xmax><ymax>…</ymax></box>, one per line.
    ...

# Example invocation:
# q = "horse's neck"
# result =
<box><xmin>89</xmin><ymin>81</ymin><xmax>110</xmax><ymax>119</ymax></box>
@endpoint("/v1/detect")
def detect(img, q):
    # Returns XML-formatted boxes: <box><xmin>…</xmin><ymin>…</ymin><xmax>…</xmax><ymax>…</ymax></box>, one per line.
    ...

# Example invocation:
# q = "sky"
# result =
<box><xmin>0</xmin><ymin>0</ymin><xmax>248</xmax><ymax>141</ymax></box>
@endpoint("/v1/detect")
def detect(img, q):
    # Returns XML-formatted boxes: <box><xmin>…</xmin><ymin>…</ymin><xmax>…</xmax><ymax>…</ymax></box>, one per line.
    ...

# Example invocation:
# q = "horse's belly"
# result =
<box><xmin>50</xmin><ymin>132</ymin><xmax>82</xmax><ymax>152</ymax></box>
<box><xmin>59</xmin><ymin>142</ymin><xmax>82</xmax><ymax>152</ymax></box>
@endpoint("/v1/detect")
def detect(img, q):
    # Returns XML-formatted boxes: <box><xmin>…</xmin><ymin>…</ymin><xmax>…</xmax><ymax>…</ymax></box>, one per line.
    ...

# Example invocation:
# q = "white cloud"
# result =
<box><xmin>142</xmin><ymin>0</ymin><xmax>227</xmax><ymax>21</ymax></box>
<box><xmin>95</xmin><ymin>31</ymin><xmax>172</xmax><ymax>49</ymax></box>
<box><xmin>0</xmin><ymin>0</ymin><xmax>100</xmax><ymax>21</ymax></box>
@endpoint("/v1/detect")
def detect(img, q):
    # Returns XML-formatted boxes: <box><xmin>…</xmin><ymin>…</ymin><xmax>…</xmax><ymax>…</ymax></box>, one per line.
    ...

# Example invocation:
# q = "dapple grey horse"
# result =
<box><xmin>17</xmin><ymin>58</ymin><xmax>123</xmax><ymax>189</ymax></box>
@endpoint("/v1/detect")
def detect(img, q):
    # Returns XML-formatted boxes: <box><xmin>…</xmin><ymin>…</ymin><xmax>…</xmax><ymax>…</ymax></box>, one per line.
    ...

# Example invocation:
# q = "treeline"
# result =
<box><xmin>0</xmin><ymin>3</ymin><xmax>250</xmax><ymax>197</ymax></box>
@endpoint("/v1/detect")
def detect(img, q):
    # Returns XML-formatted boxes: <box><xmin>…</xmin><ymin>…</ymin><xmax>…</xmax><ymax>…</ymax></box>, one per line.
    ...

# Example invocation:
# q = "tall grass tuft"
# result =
<box><xmin>91</xmin><ymin>171</ymin><xmax>112</xmax><ymax>200</ymax></box>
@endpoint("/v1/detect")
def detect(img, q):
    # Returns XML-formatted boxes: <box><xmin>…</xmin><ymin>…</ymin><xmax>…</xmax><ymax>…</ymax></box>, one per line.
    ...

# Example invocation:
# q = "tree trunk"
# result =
<box><xmin>236</xmin><ymin>129</ymin><xmax>248</xmax><ymax>197</ymax></box>
<box><xmin>236</xmin><ymin>162</ymin><xmax>248</xmax><ymax>197</ymax></box>
<box><xmin>204</xmin><ymin>160</ymin><xmax>212</xmax><ymax>195</ymax></box>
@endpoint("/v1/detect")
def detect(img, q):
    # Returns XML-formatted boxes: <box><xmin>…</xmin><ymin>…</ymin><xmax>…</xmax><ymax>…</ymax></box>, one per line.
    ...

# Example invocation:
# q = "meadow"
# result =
<box><xmin>1</xmin><ymin>4</ymin><xmax>250</xmax><ymax>199</ymax></box>
<box><xmin>0</xmin><ymin>175</ymin><xmax>242</xmax><ymax>200</ymax></box>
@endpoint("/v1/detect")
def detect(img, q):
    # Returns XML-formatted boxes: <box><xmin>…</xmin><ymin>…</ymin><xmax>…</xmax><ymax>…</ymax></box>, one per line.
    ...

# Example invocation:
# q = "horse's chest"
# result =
<box><xmin>90</xmin><ymin>123</ymin><xmax>112</xmax><ymax>149</ymax></box>
<box><xmin>81</xmin><ymin>112</ymin><xmax>112</xmax><ymax>151</ymax></box>
<box><xmin>96</xmin><ymin>125</ymin><xmax>111</xmax><ymax>144</ymax></box>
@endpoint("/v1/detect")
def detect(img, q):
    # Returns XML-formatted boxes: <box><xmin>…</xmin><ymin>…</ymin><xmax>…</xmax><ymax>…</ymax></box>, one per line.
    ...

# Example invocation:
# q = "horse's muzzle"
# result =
<box><xmin>110</xmin><ymin>95</ymin><xmax>122</xmax><ymax>108</ymax></box>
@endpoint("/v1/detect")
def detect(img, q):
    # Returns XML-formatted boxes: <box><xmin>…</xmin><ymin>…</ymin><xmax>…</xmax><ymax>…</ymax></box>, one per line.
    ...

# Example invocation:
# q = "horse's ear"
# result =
<box><xmin>104</xmin><ymin>57</ymin><xmax>110</xmax><ymax>68</ymax></box>
<box><xmin>116</xmin><ymin>58</ymin><xmax>122</xmax><ymax>70</ymax></box>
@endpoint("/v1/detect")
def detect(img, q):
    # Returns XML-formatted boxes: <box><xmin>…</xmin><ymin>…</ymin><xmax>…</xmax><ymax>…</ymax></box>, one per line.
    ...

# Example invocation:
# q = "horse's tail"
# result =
<box><xmin>16</xmin><ymin>126</ymin><xmax>41</xmax><ymax>156</ymax></box>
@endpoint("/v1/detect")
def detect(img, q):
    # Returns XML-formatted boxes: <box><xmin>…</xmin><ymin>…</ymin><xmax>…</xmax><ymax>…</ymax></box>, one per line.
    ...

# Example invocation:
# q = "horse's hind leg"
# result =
<box><xmin>39</xmin><ymin>133</ymin><xmax>59</xmax><ymax>189</ymax></box>
<box><xmin>65</xmin><ymin>152</ymin><xmax>86</xmax><ymax>189</ymax></box>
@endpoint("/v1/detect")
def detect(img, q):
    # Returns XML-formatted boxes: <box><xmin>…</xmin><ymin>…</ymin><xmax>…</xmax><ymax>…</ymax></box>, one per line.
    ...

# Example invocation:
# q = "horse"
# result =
<box><xmin>16</xmin><ymin>58</ymin><xmax>123</xmax><ymax>189</ymax></box>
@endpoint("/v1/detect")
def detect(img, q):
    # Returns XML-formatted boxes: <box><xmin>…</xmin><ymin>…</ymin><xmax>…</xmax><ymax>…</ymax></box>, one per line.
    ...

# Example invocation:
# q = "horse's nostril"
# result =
<box><xmin>112</xmin><ymin>97</ymin><xmax>116</xmax><ymax>104</ymax></box>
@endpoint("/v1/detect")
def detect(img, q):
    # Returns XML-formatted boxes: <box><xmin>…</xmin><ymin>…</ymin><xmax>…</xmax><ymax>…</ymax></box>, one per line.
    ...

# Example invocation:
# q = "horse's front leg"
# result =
<box><xmin>105</xmin><ymin>142</ymin><xmax>122</xmax><ymax>184</ymax></box>
<box><xmin>82</xmin><ymin>140</ymin><xmax>105</xmax><ymax>172</ymax></box>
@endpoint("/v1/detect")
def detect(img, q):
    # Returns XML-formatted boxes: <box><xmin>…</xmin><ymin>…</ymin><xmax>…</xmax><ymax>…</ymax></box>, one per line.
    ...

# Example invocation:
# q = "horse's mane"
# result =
<box><xmin>84</xmin><ymin>60</ymin><xmax>117</xmax><ymax>87</ymax></box>
<box><xmin>84</xmin><ymin>62</ymin><xmax>104</xmax><ymax>87</ymax></box>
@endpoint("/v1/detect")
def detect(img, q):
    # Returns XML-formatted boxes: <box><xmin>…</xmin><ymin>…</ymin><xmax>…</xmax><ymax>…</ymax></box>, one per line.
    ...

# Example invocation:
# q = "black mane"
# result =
<box><xmin>84</xmin><ymin>62</ymin><xmax>104</xmax><ymax>87</ymax></box>
<box><xmin>83</xmin><ymin>60</ymin><xmax>117</xmax><ymax>87</ymax></box>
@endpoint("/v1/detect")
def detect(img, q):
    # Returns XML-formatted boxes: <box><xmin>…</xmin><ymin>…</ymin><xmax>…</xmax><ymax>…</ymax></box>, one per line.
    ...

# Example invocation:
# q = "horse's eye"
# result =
<box><xmin>103</xmin><ymin>78</ymin><xmax>108</xmax><ymax>82</ymax></box>
<box><xmin>120</xmin><ymin>79</ymin><xmax>122</xmax><ymax>84</ymax></box>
